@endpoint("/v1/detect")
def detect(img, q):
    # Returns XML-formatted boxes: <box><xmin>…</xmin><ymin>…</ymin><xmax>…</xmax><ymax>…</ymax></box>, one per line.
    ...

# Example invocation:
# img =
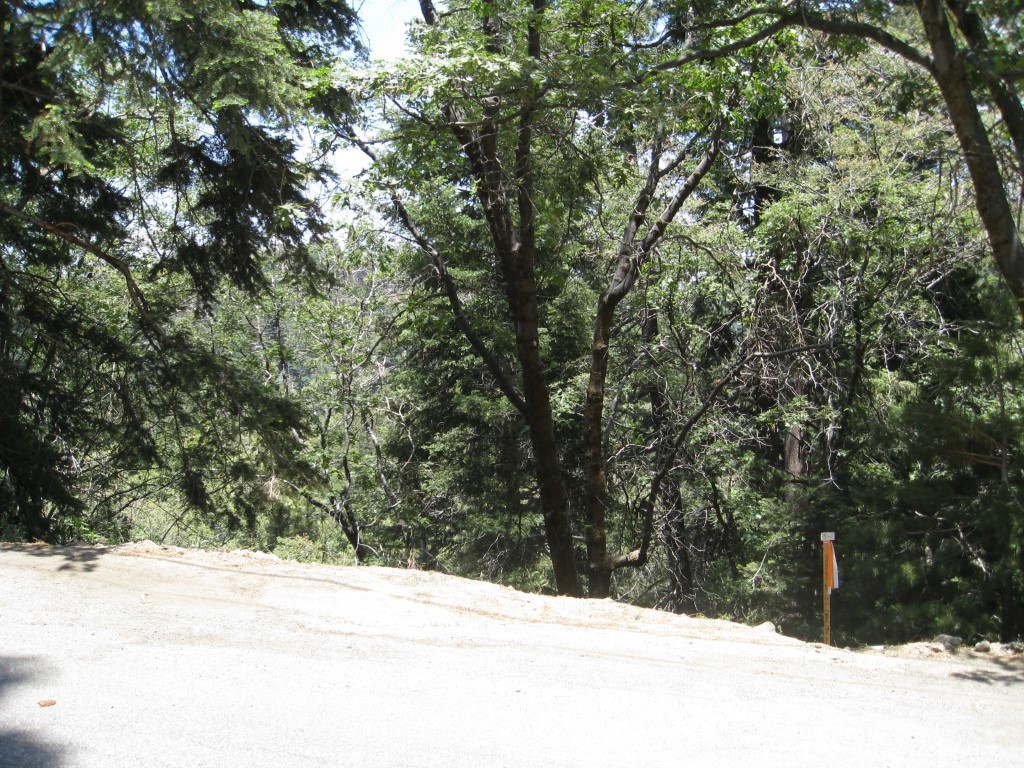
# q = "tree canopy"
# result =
<box><xmin>3</xmin><ymin>0</ymin><xmax>1022</xmax><ymax>644</ymax></box>
<box><xmin>1</xmin><ymin>0</ymin><xmax>358</xmax><ymax>538</ymax></box>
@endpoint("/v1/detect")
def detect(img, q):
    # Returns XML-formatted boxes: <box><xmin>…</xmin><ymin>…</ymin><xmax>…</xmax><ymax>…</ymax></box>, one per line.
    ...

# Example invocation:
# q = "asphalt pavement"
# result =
<box><xmin>2</xmin><ymin>543</ymin><xmax>1022</xmax><ymax>767</ymax></box>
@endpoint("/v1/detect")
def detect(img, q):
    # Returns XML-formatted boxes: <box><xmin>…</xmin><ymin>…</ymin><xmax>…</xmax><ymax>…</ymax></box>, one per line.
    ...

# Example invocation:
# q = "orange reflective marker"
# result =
<box><xmin>821</xmin><ymin>532</ymin><xmax>838</xmax><ymax>644</ymax></box>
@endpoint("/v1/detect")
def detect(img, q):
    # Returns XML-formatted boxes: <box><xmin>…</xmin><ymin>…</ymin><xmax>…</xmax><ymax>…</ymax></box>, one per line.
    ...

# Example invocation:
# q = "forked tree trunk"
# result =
<box><xmin>415</xmin><ymin>0</ymin><xmax>583</xmax><ymax>597</ymax></box>
<box><xmin>584</xmin><ymin>141</ymin><xmax>721</xmax><ymax>598</ymax></box>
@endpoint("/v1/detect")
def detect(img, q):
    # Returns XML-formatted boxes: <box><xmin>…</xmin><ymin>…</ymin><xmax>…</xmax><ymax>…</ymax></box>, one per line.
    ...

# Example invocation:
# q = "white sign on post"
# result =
<box><xmin>820</xmin><ymin>532</ymin><xmax>835</xmax><ymax>541</ymax></box>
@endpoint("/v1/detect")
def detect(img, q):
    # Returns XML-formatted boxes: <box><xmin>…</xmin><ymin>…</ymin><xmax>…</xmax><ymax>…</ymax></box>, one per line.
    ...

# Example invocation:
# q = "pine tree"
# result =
<box><xmin>0</xmin><ymin>0</ymin><xmax>359</xmax><ymax>539</ymax></box>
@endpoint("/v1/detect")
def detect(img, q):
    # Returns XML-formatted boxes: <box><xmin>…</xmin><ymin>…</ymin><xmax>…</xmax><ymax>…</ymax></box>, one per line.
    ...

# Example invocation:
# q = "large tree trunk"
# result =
<box><xmin>415</xmin><ymin>0</ymin><xmax>583</xmax><ymax>597</ymax></box>
<box><xmin>512</xmin><ymin>258</ymin><xmax>584</xmax><ymax>597</ymax></box>
<box><xmin>513</xmin><ymin>1</ymin><xmax>581</xmax><ymax>597</ymax></box>
<box><xmin>915</xmin><ymin>0</ymin><xmax>1024</xmax><ymax>316</ymax></box>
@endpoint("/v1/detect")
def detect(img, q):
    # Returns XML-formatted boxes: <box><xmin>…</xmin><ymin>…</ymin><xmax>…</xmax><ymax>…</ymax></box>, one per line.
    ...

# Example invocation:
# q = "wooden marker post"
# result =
<box><xmin>821</xmin><ymin>532</ymin><xmax>836</xmax><ymax>645</ymax></box>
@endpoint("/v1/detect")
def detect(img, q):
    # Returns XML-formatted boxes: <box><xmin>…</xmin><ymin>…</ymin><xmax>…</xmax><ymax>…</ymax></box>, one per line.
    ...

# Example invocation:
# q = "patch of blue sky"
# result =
<box><xmin>331</xmin><ymin>2</ymin><xmax>421</xmax><ymax>168</ymax></box>
<box><xmin>356</xmin><ymin>0</ymin><xmax>421</xmax><ymax>61</ymax></box>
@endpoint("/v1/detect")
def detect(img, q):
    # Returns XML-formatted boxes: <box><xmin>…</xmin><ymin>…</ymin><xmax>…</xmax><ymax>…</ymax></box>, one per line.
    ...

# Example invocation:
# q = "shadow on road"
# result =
<box><xmin>0</xmin><ymin>656</ymin><xmax>69</xmax><ymax>768</ymax></box>
<box><xmin>1</xmin><ymin>542</ymin><xmax>107</xmax><ymax>572</ymax></box>
<box><xmin>950</xmin><ymin>656</ymin><xmax>1024</xmax><ymax>686</ymax></box>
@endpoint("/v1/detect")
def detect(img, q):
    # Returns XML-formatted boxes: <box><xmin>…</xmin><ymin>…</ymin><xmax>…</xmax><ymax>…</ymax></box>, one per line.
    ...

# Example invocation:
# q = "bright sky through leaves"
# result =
<box><xmin>358</xmin><ymin>0</ymin><xmax>419</xmax><ymax>60</ymax></box>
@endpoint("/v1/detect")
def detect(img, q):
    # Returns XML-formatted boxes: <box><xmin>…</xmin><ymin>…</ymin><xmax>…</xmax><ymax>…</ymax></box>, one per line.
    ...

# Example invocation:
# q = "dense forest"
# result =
<box><xmin>2</xmin><ymin>0</ymin><xmax>1022</xmax><ymax>645</ymax></box>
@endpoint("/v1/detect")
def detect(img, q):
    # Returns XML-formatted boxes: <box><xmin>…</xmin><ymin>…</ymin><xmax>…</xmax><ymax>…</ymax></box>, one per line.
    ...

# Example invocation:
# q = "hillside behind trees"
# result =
<box><xmin>2</xmin><ymin>0</ymin><xmax>1022</xmax><ymax>645</ymax></box>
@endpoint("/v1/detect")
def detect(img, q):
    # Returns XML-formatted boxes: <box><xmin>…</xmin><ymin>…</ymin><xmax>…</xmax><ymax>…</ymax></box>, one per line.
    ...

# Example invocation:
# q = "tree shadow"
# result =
<box><xmin>1</xmin><ymin>542</ymin><xmax>108</xmax><ymax>572</ymax></box>
<box><xmin>0</xmin><ymin>656</ymin><xmax>69</xmax><ymax>767</ymax></box>
<box><xmin>950</xmin><ymin>655</ymin><xmax>1024</xmax><ymax>686</ymax></box>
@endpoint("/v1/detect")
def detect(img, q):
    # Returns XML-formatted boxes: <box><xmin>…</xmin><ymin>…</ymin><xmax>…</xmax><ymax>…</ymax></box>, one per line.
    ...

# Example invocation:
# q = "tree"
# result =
<box><xmin>0</xmin><ymin>0</ymin><xmax>358</xmax><ymax>539</ymax></box>
<box><xmin>334</xmin><ymin>1</ymin><xmax>1023</xmax><ymax>638</ymax></box>
<box><xmin>650</xmin><ymin>1</ymin><xmax>1023</xmax><ymax>315</ymax></box>
<box><xmin>344</xmin><ymin>0</ymin><xmax>792</xmax><ymax>595</ymax></box>
<box><xmin>657</xmin><ymin>42</ymin><xmax>1024</xmax><ymax>640</ymax></box>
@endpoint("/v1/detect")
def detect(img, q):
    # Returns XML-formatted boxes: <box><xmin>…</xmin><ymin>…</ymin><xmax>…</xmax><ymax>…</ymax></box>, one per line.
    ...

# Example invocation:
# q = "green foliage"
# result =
<box><xmin>0</xmin><ymin>0</ymin><xmax>357</xmax><ymax>540</ymax></box>
<box><xmin>5</xmin><ymin>0</ymin><xmax>1023</xmax><ymax>646</ymax></box>
<box><xmin>317</xmin><ymin>1</ymin><xmax>1024</xmax><ymax>639</ymax></box>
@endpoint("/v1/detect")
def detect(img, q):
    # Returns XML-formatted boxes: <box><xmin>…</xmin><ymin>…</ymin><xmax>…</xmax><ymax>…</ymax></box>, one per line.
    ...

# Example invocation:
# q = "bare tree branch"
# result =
<box><xmin>640</xmin><ymin>6</ymin><xmax>932</xmax><ymax>83</ymax></box>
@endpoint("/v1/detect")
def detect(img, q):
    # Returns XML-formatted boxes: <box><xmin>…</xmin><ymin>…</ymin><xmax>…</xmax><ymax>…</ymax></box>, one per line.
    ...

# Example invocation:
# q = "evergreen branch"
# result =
<box><xmin>343</xmin><ymin>131</ymin><xmax>530</xmax><ymax>417</ymax></box>
<box><xmin>0</xmin><ymin>201</ymin><xmax>161</xmax><ymax>342</ymax></box>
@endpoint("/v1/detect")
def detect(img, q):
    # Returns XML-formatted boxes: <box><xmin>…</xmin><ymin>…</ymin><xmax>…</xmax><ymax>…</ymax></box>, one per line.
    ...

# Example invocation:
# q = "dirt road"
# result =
<box><xmin>1</xmin><ymin>543</ymin><xmax>1022</xmax><ymax>767</ymax></box>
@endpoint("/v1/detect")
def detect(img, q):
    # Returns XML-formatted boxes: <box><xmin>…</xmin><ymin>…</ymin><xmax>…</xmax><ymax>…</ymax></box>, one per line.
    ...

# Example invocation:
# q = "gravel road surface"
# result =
<box><xmin>1</xmin><ymin>543</ymin><xmax>1022</xmax><ymax>767</ymax></box>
